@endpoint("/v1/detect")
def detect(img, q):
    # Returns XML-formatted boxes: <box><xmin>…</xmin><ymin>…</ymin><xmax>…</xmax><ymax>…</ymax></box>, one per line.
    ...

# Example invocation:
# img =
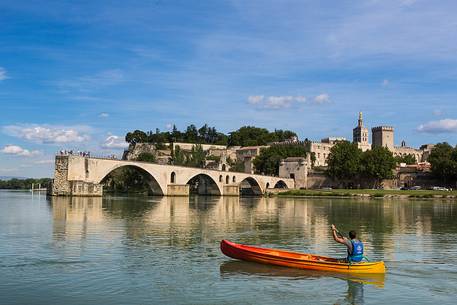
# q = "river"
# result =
<box><xmin>0</xmin><ymin>190</ymin><xmax>456</xmax><ymax>304</ymax></box>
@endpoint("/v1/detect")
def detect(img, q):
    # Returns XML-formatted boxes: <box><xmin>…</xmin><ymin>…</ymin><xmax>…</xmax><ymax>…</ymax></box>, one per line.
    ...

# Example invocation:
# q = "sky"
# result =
<box><xmin>1</xmin><ymin>0</ymin><xmax>457</xmax><ymax>177</ymax></box>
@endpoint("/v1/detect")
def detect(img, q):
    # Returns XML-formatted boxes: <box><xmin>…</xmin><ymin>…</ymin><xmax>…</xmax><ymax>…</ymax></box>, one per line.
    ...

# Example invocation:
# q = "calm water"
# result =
<box><xmin>1</xmin><ymin>190</ymin><xmax>456</xmax><ymax>305</ymax></box>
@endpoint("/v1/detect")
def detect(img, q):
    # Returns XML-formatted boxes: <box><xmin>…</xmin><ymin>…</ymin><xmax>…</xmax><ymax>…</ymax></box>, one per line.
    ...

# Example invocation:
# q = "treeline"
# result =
<box><xmin>125</xmin><ymin>125</ymin><xmax>297</xmax><ymax>147</ymax></box>
<box><xmin>0</xmin><ymin>178</ymin><xmax>52</xmax><ymax>190</ymax></box>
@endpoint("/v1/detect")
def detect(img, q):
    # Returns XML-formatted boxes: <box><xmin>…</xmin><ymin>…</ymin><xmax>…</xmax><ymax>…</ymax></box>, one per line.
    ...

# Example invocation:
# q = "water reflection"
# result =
<box><xmin>219</xmin><ymin>260</ymin><xmax>384</xmax><ymax>304</ymax></box>
<box><xmin>2</xmin><ymin>192</ymin><xmax>456</xmax><ymax>305</ymax></box>
<box><xmin>49</xmin><ymin>196</ymin><xmax>457</xmax><ymax>263</ymax></box>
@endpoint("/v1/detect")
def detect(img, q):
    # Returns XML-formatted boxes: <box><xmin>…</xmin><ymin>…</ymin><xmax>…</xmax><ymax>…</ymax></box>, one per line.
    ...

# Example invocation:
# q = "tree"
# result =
<box><xmin>228</xmin><ymin>126</ymin><xmax>269</xmax><ymax>146</ymax></box>
<box><xmin>227</xmin><ymin>157</ymin><xmax>245</xmax><ymax>172</ymax></box>
<box><xmin>228</xmin><ymin>126</ymin><xmax>297</xmax><ymax>146</ymax></box>
<box><xmin>187</xmin><ymin>144</ymin><xmax>207</xmax><ymax>168</ymax></box>
<box><xmin>253</xmin><ymin>144</ymin><xmax>308</xmax><ymax>176</ymax></box>
<box><xmin>361</xmin><ymin>146</ymin><xmax>396</xmax><ymax>187</ymax></box>
<box><xmin>184</xmin><ymin>124</ymin><xmax>199</xmax><ymax>143</ymax></box>
<box><xmin>125</xmin><ymin>130</ymin><xmax>148</xmax><ymax>144</ymax></box>
<box><xmin>428</xmin><ymin>142</ymin><xmax>457</xmax><ymax>184</ymax></box>
<box><xmin>136</xmin><ymin>152</ymin><xmax>156</xmax><ymax>163</ymax></box>
<box><xmin>395</xmin><ymin>154</ymin><xmax>416</xmax><ymax>165</ymax></box>
<box><xmin>170</xmin><ymin>145</ymin><xmax>187</xmax><ymax>166</ymax></box>
<box><xmin>326</xmin><ymin>141</ymin><xmax>363</xmax><ymax>181</ymax></box>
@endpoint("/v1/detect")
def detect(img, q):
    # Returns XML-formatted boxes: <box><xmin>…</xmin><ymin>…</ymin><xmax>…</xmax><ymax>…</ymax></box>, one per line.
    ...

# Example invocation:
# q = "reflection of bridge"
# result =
<box><xmin>51</xmin><ymin>155</ymin><xmax>294</xmax><ymax>196</ymax></box>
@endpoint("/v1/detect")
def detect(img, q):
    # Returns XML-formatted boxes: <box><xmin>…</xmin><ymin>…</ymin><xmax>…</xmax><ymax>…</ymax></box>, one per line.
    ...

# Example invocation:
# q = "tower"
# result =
<box><xmin>371</xmin><ymin>126</ymin><xmax>394</xmax><ymax>151</ymax></box>
<box><xmin>353</xmin><ymin>112</ymin><xmax>369</xmax><ymax>145</ymax></box>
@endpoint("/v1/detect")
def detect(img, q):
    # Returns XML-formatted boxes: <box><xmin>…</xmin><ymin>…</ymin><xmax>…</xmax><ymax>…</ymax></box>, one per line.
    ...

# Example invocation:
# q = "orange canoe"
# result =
<box><xmin>220</xmin><ymin>240</ymin><xmax>386</xmax><ymax>274</ymax></box>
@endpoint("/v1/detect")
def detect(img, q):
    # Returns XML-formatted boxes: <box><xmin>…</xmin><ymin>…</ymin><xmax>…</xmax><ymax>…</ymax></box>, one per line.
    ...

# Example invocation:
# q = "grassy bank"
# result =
<box><xmin>277</xmin><ymin>189</ymin><xmax>457</xmax><ymax>199</ymax></box>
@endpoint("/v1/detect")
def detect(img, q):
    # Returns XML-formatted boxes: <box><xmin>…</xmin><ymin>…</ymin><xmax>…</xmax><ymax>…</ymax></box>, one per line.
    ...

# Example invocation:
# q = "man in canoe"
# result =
<box><xmin>331</xmin><ymin>224</ymin><xmax>364</xmax><ymax>263</ymax></box>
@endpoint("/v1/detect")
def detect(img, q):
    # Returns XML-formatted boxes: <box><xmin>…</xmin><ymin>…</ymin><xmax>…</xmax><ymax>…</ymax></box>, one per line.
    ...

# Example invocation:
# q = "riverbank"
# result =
<box><xmin>276</xmin><ymin>189</ymin><xmax>457</xmax><ymax>199</ymax></box>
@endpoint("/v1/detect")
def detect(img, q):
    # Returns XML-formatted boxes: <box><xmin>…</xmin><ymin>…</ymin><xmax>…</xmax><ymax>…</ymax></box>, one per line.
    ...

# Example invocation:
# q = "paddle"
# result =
<box><xmin>336</xmin><ymin>229</ymin><xmax>345</xmax><ymax>238</ymax></box>
<box><xmin>331</xmin><ymin>225</ymin><xmax>346</xmax><ymax>239</ymax></box>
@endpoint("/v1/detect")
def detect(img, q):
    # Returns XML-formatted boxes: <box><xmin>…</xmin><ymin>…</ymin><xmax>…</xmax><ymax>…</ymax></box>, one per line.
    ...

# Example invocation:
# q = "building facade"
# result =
<box><xmin>279</xmin><ymin>156</ymin><xmax>310</xmax><ymax>189</ymax></box>
<box><xmin>372</xmin><ymin>126</ymin><xmax>395</xmax><ymax>150</ymax></box>
<box><xmin>353</xmin><ymin>112</ymin><xmax>371</xmax><ymax>151</ymax></box>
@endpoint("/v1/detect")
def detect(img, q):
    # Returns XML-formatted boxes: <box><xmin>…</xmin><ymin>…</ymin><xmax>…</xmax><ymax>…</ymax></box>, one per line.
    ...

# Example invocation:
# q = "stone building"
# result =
<box><xmin>372</xmin><ymin>126</ymin><xmax>395</xmax><ymax>150</ymax></box>
<box><xmin>236</xmin><ymin>146</ymin><xmax>268</xmax><ymax>173</ymax></box>
<box><xmin>279</xmin><ymin>156</ymin><xmax>310</xmax><ymax>189</ymax></box>
<box><xmin>393</xmin><ymin>141</ymin><xmax>424</xmax><ymax>163</ymax></box>
<box><xmin>310</xmin><ymin>137</ymin><xmax>346</xmax><ymax>167</ymax></box>
<box><xmin>353</xmin><ymin>112</ymin><xmax>371</xmax><ymax>151</ymax></box>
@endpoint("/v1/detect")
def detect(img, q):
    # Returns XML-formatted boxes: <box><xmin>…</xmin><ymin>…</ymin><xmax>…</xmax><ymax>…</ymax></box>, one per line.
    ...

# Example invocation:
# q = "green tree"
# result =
<box><xmin>170</xmin><ymin>145</ymin><xmax>187</xmax><ymax>166</ymax></box>
<box><xmin>0</xmin><ymin>178</ymin><xmax>52</xmax><ymax>190</ymax></box>
<box><xmin>228</xmin><ymin>126</ymin><xmax>297</xmax><ymax>146</ymax></box>
<box><xmin>428</xmin><ymin>142</ymin><xmax>457</xmax><ymax>184</ymax></box>
<box><xmin>184</xmin><ymin>124</ymin><xmax>199</xmax><ymax>143</ymax></box>
<box><xmin>125</xmin><ymin>130</ymin><xmax>148</xmax><ymax>144</ymax></box>
<box><xmin>187</xmin><ymin>144</ymin><xmax>207</xmax><ymax>168</ymax></box>
<box><xmin>395</xmin><ymin>154</ymin><xmax>416</xmax><ymax>165</ymax></box>
<box><xmin>227</xmin><ymin>157</ymin><xmax>245</xmax><ymax>172</ymax></box>
<box><xmin>326</xmin><ymin>141</ymin><xmax>363</xmax><ymax>181</ymax></box>
<box><xmin>253</xmin><ymin>144</ymin><xmax>308</xmax><ymax>176</ymax></box>
<box><xmin>136</xmin><ymin>152</ymin><xmax>156</xmax><ymax>163</ymax></box>
<box><xmin>361</xmin><ymin>146</ymin><xmax>396</xmax><ymax>187</ymax></box>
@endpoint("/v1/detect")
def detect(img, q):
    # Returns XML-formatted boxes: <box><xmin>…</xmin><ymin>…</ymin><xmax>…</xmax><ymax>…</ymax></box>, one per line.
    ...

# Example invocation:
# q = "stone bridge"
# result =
<box><xmin>51</xmin><ymin>155</ymin><xmax>294</xmax><ymax>196</ymax></box>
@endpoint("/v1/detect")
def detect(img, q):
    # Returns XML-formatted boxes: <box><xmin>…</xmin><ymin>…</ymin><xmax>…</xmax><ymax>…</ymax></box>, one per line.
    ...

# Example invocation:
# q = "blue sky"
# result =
<box><xmin>1</xmin><ymin>0</ymin><xmax>457</xmax><ymax>177</ymax></box>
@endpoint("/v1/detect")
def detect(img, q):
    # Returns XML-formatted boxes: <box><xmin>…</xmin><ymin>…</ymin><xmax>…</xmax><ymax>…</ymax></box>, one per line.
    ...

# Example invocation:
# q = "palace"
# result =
<box><xmin>310</xmin><ymin>112</ymin><xmax>433</xmax><ymax>167</ymax></box>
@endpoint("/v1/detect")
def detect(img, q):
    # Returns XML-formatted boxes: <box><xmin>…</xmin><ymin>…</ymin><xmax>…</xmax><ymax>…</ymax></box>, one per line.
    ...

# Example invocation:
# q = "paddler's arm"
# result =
<box><xmin>331</xmin><ymin>224</ymin><xmax>346</xmax><ymax>244</ymax></box>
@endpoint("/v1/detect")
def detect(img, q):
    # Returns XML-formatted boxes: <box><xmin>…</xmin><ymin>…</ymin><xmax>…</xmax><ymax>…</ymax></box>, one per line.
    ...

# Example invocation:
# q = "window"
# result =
<box><xmin>171</xmin><ymin>172</ymin><xmax>176</xmax><ymax>183</ymax></box>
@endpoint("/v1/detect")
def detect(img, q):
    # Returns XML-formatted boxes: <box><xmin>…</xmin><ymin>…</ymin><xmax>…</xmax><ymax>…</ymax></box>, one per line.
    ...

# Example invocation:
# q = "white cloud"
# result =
<box><xmin>102</xmin><ymin>135</ymin><xmax>129</xmax><ymax>149</ymax></box>
<box><xmin>0</xmin><ymin>67</ymin><xmax>7</xmax><ymax>81</ymax></box>
<box><xmin>165</xmin><ymin>123</ymin><xmax>173</xmax><ymax>130</ymax></box>
<box><xmin>248</xmin><ymin>95</ymin><xmax>264</xmax><ymax>105</ymax></box>
<box><xmin>247</xmin><ymin>95</ymin><xmax>307</xmax><ymax>109</ymax></box>
<box><xmin>3</xmin><ymin>124</ymin><xmax>91</xmax><ymax>144</ymax></box>
<box><xmin>382</xmin><ymin>79</ymin><xmax>389</xmax><ymax>86</ymax></box>
<box><xmin>98</xmin><ymin>112</ymin><xmax>110</xmax><ymax>118</ymax></box>
<box><xmin>1</xmin><ymin>145</ymin><xmax>40</xmax><ymax>157</ymax></box>
<box><xmin>417</xmin><ymin>119</ymin><xmax>457</xmax><ymax>133</ymax></box>
<box><xmin>313</xmin><ymin>93</ymin><xmax>330</xmax><ymax>104</ymax></box>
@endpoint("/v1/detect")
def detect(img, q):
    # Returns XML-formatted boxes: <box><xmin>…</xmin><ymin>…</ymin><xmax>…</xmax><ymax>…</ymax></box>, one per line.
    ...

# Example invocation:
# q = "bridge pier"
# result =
<box><xmin>222</xmin><ymin>185</ymin><xmax>239</xmax><ymax>196</ymax></box>
<box><xmin>51</xmin><ymin>155</ymin><xmax>103</xmax><ymax>196</ymax></box>
<box><xmin>167</xmin><ymin>184</ymin><xmax>190</xmax><ymax>196</ymax></box>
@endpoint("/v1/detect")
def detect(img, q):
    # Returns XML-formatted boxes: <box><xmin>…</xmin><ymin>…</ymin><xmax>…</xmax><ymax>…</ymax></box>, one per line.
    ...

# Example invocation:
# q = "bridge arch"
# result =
<box><xmin>186</xmin><ymin>173</ymin><xmax>221</xmax><ymax>196</ymax></box>
<box><xmin>98</xmin><ymin>164</ymin><xmax>165</xmax><ymax>196</ymax></box>
<box><xmin>239</xmin><ymin>177</ymin><xmax>262</xmax><ymax>196</ymax></box>
<box><xmin>274</xmin><ymin>180</ymin><xmax>288</xmax><ymax>189</ymax></box>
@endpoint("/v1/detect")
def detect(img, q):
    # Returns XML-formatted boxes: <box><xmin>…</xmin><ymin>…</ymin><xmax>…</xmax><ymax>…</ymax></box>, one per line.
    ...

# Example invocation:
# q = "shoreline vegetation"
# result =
<box><xmin>276</xmin><ymin>189</ymin><xmax>457</xmax><ymax>199</ymax></box>
<box><xmin>0</xmin><ymin>178</ymin><xmax>52</xmax><ymax>190</ymax></box>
